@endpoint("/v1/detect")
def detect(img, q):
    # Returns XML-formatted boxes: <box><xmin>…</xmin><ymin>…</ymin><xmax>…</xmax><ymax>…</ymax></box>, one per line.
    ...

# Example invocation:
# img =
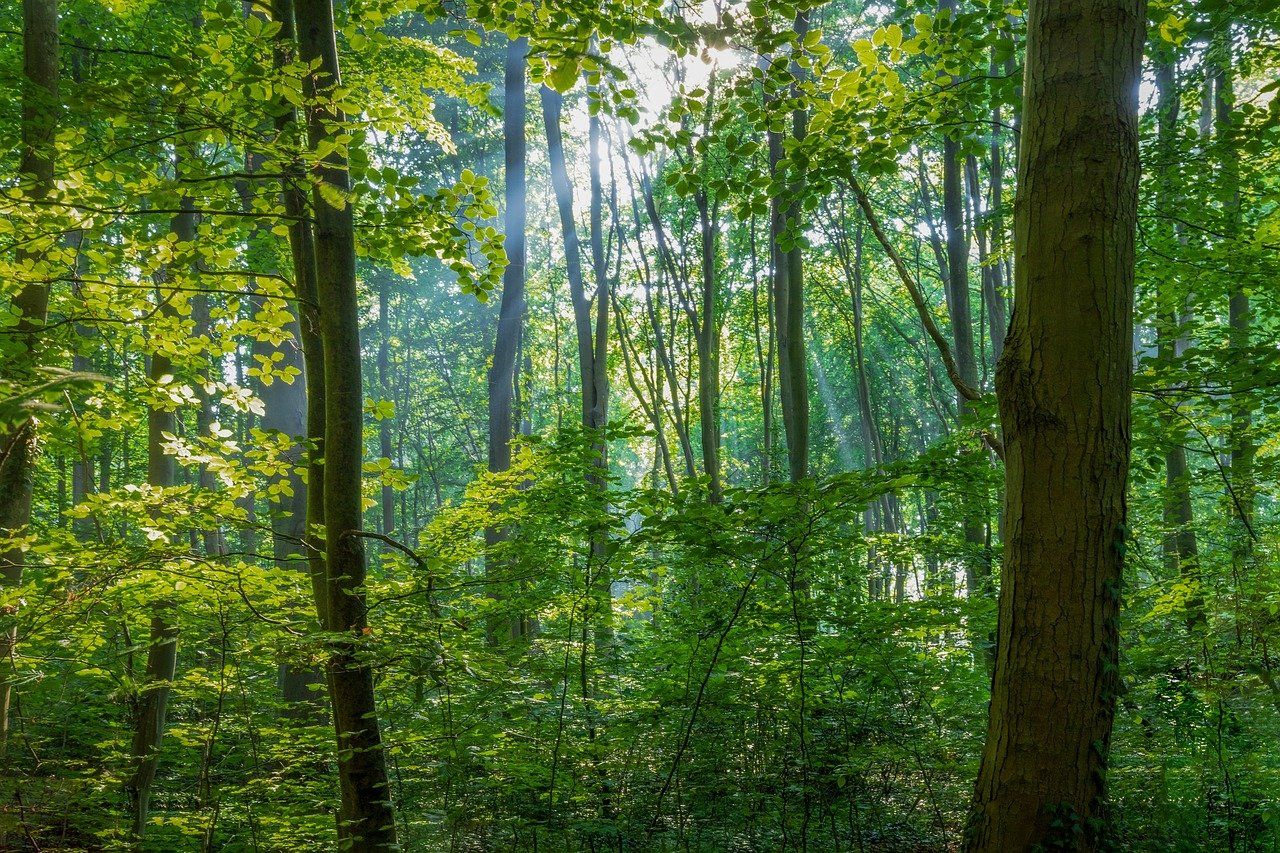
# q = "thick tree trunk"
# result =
<box><xmin>294</xmin><ymin>1</ymin><xmax>398</xmax><ymax>846</ymax></box>
<box><xmin>965</xmin><ymin>0</ymin><xmax>1143</xmax><ymax>844</ymax></box>
<box><xmin>0</xmin><ymin>0</ymin><xmax>58</xmax><ymax>755</ymax></box>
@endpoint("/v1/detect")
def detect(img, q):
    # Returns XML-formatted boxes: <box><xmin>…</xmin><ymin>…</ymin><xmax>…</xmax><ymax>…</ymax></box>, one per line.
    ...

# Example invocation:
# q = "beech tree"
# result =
<box><xmin>966</xmin><ymin>0</ymin><xmax>1145</xmax><ymax>843</ymax></box>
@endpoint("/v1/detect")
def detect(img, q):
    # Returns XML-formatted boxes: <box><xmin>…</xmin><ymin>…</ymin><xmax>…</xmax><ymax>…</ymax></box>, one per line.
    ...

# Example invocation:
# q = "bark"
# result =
<box><xmin>486</xmin><ymin>35</ymin><xmax>530</xmax><ymax>644</ymax></box>
<box><xmin>964</xmin><ymin>0</ymin><xmax>1143</xmax><ymax>843</ymax></box>
<box><xmin>934</xmin><ymin>30</ymin><xmax>988</xmax><ymax>595</ymax></box>
<box><xmin>271</xmin><ymin>0</ymin><xmax>328</xmax><ymax>634</ymax></box>
<box><xmin>0</xmin><ymin>0</ymin><xmax>58</xmax><ymax>755</ymax></box>
<box><xmin>769</xmin><ymin>12</ymin><xmax>811</xmax><ymax>484</ymax></box>
<box><xmin>294</xmin><ymin>0</ymin><xmax>397</xmax><ymax>846</ymax></box>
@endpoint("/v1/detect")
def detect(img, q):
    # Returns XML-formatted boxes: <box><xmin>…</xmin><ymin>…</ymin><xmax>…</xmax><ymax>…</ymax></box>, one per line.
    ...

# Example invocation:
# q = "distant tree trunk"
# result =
<box><xmin>1213</xmin><ymin>51</ymin><xmax>1253</xmax><ymax>594</ymax></box>
<box><xmin>376</xmin><ymin>271</ymin><xmax>395</xmax><ymax>538</ymax></box>
<box><xmin>1152</xmin><ymin>60</ymin><xmax>1204</xmax><ymax>634</ymax></box>
<box><xmin>769</xmin><ymin>11</ymin><xmax>811</xmax><ymax>485</ymax></box>
<box><xmin>486</xmin><ymin>35</ymin><xmax>530</xmax><ymax>644</ymax></box>
<box><xmin>964</xmin><ymin>155</ymin><xmax>1006</xmax><ymax>365</ymax></box>
<box><xmin>748</xmin><ymin>218</ymin><xmax>775</xmax><ymax>485</ymax></box>
<box><xmin>693</xmin><ymin>185</ymin><xmax>723</xmax><ymax>502</ymax></box>
<box><xmin>541</xmin><ymin>84</ymin><xmax>613</xmax><ymax>647</ymax></box>
<box><xmin>127</xmin><ymin>186</ymin><xmax>192</xmax><ymax>848</ymax></box>
<box><xmin>0</xmin><ymin>0</ymin><xmax>58</xmax><ymax>755</ymax></box>
<box><xmin>965</xmin><ymin>0</ymin><xmax>1143</xmax><ymax>843</ymax></box>
<box><xmin>294</xmin><ymin>0</ymin><xmax>398</xmax><ymax>846</ymax></box>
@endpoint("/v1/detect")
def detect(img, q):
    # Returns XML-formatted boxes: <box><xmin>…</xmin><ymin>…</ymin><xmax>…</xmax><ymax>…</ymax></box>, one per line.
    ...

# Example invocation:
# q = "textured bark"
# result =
<box><xmin>295</xmin><ymin>0</ymin><xmax>397</xmax><ymax>846</ymax></box>
<box><xmin>0</xmin><ymin>0</ymin><xmax>59</xmax><ymax>754</ymax></box>
<box><xmin>965</xmin><ymin>0</ymin><xmax>1144</xmax><ymax>844</ymax></box>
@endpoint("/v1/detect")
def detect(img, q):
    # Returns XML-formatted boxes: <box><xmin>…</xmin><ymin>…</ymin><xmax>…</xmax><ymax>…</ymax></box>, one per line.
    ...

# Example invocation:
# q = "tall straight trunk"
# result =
<box><xmin>541</xmin><ymin>84</ymin><xmax>612</xmax><ymax>645</ymax></box>
<box><xmin>693</xmin><ymin>187</ymin><xmax>722</xmax><ymax>501</ymax></box>
<box><xmin>1213</xmin><ymin>53</ymin><xmax>1252</xmax><ymax>586</ymax></box>
<box><xmin>749</xmin><ymin>218</ymin><xmax>775</xmax><ymax>485</ymax></box>
<box><xmin>965</xmin><ymin>155</ymin><xmax>1007</xmax><ymax>365</ymax></box>
<box><xmin>271</xmin><ymin>0</ymin><xmax>327</xmax><ymax>634</ymax></box>
<box><xmin>127</xmin><ymin>188</ymin><xmax>192</xmax><ymax>847</ymax></box>
<box><xmin>377</xmin><ymin>272</ymin><xmax>395</xmax><ymax>538</ymax></box>
<box><xmin>965</xmin><ymin>0</ymin><xmax>1143</xmax><ymax>843</ymax></box>
<box><xmin>1153</xmin><ymin>61</ymin><xmax>1205</xmax><ymax>633</ymax></box>
<box><xmin>0</xmin><ymin>0</ymin><xmax>58</xmax><ymax>755</ymax></box>
<box><xmin>486</xmin><ymin>35</ymin><xmax>529</xmax><ymax>643</ymax></box>
<box><xmin>769</xmin><ymin>11</ymin><xmax>811</xmax><ymax>485</ymax></box>
<box><xmin>984</xmin><ymin>46</ymin><xmax>1010</xmax><ymax>363</ymax></box>
<box><xmin>586</xmin><ymin>97</ymin><xmax>613</xmax><ymax>652</ymax></box>
<box><xmin>294</xmin><ymin>1</ymin><xmax>397</xmax><ymax>846</ymax></box>
<box><xmin>938</xmin><ymin>86</ymin><xmax>986</xmax><ymax>599</ymax></box>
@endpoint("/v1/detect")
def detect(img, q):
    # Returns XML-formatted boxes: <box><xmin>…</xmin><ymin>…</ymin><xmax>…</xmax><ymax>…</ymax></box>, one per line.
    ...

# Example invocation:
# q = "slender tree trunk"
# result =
<box><xmin>486</xmin><ymin>35</ymin><xmax>529</xmax><ymax>644</ymax></box>
<box><xmin>0</xmin><ymin>0</ymin><xmax>58</xmax><ymax>755</ymax></box>
<box><xmin>1152</xmin><ymin>61</ymin><xmax>1205</xmax><ymax>634</ymax></box>
<box><xmin>294</xmin><ymin>1</ymin><xmax>397</xmax><ymax>846</ymax></box>
<box><xmin>769</xmin><ymin>12</ymin><xmax>811</xmax><ymax>485</ymax></box>
<box><xmin>749</xmin><ymin>218</ymin><xmax>775</xmax><ymax>485</ymax></box>
<box><xmin>1213</xmin><ymin>52</ymin><xmax>1253</xmax><ymax>594</ymax></box>
<box><xmin>271</xmin><ymin>0</ymin><xmax>328</xmax><ymax>636</ymax></box>
<box><xmin>694</xmin><ymin>187</ymin><xmax>723</xmax><ymax>501</ymax></box>
<box><xmin>377</xmin><ymin>272</ymin><xmax>395</xmax><ymax>538</ymax></box>
<box><xmin>965</xmin><ymin>0</ymin><xmax>1143</xmax><ymax>843</ymax></box>
<box><xmin>127</xmin><ymin>185</ymin><xmax>193</xmax><ymax>848</ymax></box>
<box><xmin>965</xmin><ymin>155</ymin><xmax>1007</xmax><ymax>365</ymax></box>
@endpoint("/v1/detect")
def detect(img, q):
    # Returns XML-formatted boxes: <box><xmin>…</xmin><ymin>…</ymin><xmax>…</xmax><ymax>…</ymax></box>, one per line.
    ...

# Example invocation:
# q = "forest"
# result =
<box><xmin>0</xmin><ymin>0</ymin><xmax>1277</xmax><ymax>848</ymax></box>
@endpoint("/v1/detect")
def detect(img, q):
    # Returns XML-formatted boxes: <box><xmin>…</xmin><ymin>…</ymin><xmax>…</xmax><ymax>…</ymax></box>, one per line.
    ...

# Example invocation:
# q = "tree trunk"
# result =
<box><xmin>965</xmin><ymin>0</ymin><xmax>1143</xmax><ymax>843</ymax></box>
<box><xmin>377</xmin><ymin>272</ymin><xmax>395</xmax><ymax>538</ymax></box>
<box><xmin>294</xmin><ymin>1</ymin><xmax>398</xmax><ymax>846</ymax></box>
<box><xmin>0</xmin><ymin>0</ymin><xmax>58</xmax><ymax>755</ymax></box>
<box><xmin>769</xmin><ymin>11</ymin><xmax>811</xmax><ymax>485</ymax></box>
<box><xmin>1213</xmin><ymin>52</ymin><xmax>1253</xmax><ymax>595</ymax></box>
<box><xmin>1152</xmin><ymin>60</ymin><xmax>1205</xmax><ymax>634</ymax></box>
<box><xmin>486</xmin><ymin>35</ymin><xmax>530</xmax><ymax>644</ymax></box>
<box><xmin>127</xmin><ymin>185</ymin><xmax>193</xmax><ymax>848</ymax></box>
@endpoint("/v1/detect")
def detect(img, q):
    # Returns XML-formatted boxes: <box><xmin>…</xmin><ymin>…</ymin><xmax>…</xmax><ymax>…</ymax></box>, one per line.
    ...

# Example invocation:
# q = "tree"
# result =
<box><xmin>0</xmin><ymin>0</ymin><xmax>59</xmax><ymax>755</ymax></box>
<box><xmin>965</xmin><ymin>0</ymin><xmax>1145</xmax><ymax>845</ymax></box>
<box><xmin>486</xmin><ymin>34</ymin><xmax>531</xmax><ymax>643</ymax></box>
<box><xmin>294</xmin><ymin>0</ymin><xmax>397</xmax><ymax>846</ymax></box>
